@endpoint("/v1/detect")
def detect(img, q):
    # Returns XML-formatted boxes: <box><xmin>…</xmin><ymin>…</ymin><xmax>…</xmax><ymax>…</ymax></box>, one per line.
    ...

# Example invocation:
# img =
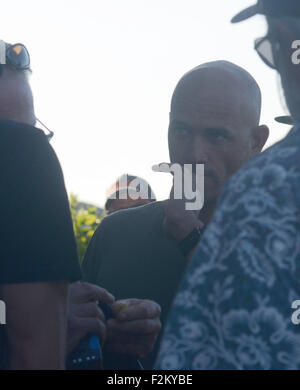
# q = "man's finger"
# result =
<box><xmin>113</xmin><ymin>300</ymin><xmax>161</xmax><ymax>321</ymax></box>
<box><xmin>107</xmin><ymin>318</ymin><xmax>162</xmax><ymax>335</ymax></box>
<box><xmin>67</xmin><ymin>317</ymin><xmax>107</xmax><ymax>355</ymax></box>
<box><xmin>152</xmin><ymin>162</ymin><xmax>172</xmax><ymax>174</ymax></box>
<box><xmin>111</xmin><ymin>298</ymin><xmax>140</xmax><ymax>317</ymax></box>
<box><xmin>75</xmin><ymin>301</ymin><xmax>105</xmax><ymax>322</ymax></box>
<box><xmin>79</xmin><ymin>282</ymin><xmax>115</xmax><ymax>304</ymax></box>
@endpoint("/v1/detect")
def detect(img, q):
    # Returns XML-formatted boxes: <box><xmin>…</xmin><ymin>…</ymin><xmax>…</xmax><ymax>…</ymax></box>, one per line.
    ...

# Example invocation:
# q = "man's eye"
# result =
<box><xmin>174</xmin><ymin>128</ymin><xmax>189</xmax><ymax>137</ymax></box>
<box><xmin>206</xmin><ymin>130</ymin><xmax>229</xmax><ymax>142</ymax></box>
<box><xmin>212</xmin><ymin>133</ymin><xmax>226</xmax><ymax>141</ymax></box>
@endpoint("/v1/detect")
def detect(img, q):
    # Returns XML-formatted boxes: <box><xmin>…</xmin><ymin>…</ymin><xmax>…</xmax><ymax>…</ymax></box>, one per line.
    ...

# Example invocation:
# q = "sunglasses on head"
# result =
<box><xmin>0</xmin><ymin>41</ymin><xmax>54</xmax><ymax>141</ymax></box>
<box><xmin>2</xmin><ymin>42</ymin><xmax>31</xmax><ymax>71</ymax></box>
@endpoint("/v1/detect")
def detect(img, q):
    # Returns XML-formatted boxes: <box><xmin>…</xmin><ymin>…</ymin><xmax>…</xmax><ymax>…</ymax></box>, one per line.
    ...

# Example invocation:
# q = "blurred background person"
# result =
<box><xmin>105</xmin><ymin>174</ymin><xmax>156</xmax><ymax>215</ymax></box>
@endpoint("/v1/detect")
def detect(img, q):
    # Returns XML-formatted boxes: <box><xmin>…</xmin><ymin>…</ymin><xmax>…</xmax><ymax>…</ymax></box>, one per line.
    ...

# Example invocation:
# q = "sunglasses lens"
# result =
<box><xmin>255</xmin><ymin>38</ymin><xmax>276</xmax><ymax>69</ymax></box>
<box><xmin>7</xmin><ymin>44</ymin><xmax>30</xmax><ymax>70</ymax></box>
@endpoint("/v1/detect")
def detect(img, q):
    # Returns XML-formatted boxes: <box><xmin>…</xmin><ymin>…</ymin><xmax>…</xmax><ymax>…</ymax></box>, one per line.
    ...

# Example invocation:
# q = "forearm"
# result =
<box><xmin>1</xmin><ymin>281</ymin><xmax>68</xmax><ymax>370</ymax></box>
<box><xmin>8</xmin><ymin>329</ymin><xmax>66</xmax><ymax>370</ymax></box>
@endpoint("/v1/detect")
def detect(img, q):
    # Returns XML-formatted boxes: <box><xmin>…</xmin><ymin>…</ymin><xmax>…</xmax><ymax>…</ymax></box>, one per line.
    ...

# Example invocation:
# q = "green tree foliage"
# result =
<box><xmin>70</xmin><ymin>194</ymin><xmax>103</xmax><ymax>263</ymax></box>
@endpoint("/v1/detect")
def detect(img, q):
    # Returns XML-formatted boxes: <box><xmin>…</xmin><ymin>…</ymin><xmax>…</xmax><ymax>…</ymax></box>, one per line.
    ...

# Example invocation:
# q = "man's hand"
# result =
<box><xmin>163</xmin><ymin>197</ymin><xmax>203</xmax><ymax>242</ymax></box>
<box><xmin>67</xmin><ymin>281</ymin><xmax>115</xmax><ymax>356</ymax></box>
<box><xmin>153</xmin><ymin>162</ymin><xmax>204</xmax><ymax>242</ymax></box>
<box><xmin>106</xmin><ymin>299</ymin><xmax>161</xmax><ymax>359</ymax></box>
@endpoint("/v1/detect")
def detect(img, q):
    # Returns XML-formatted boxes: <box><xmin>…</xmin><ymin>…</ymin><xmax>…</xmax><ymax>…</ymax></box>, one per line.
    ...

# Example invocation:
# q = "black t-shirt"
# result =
<box><xmin>0</xmin><ymin>119</ymin><xmax>82</xmax><ymax>368</ymax></box>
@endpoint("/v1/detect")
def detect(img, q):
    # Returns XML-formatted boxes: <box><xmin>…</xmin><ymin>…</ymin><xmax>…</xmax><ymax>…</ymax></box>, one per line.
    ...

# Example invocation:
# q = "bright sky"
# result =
<box><xmin>1</xmin><ymin>0</ymin><xmax>291</xmax><ymax>207</ymax></box>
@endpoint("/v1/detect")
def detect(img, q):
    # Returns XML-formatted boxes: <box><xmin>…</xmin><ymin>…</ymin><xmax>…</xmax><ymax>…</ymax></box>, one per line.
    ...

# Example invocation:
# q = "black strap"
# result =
<box><xmin>178</xmin><ymin>227</ymin><xmax>202</xmax><ymax>257</ymax></box>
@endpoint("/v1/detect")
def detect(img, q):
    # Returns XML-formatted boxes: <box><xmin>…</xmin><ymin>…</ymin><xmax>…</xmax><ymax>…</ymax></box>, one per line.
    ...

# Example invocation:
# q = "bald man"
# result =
<box><xmin>81</xmin><ymin>61</ymin><xmax>269</xmax><ymax>368</ymax></box>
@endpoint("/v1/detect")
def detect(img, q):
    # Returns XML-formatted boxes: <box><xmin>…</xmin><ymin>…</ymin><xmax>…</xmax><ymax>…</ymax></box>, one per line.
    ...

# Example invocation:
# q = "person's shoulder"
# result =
<box><xmin>82</xmin><ymin>201</ymin><xmax>164</xmax><ymax>276</ymax></box>
<box><xmin>222</xmin><ymin>127</ymin><xmax>300</xmax><ymax>196</ymax></box>
<box><xmin>0</xmin><ymin>120</ymin><xmax>61</xmax><ymax>174</ymax></box>
<box><xmin>0</xmin><ymin>119</ymin><xmax>50</xmax><ymax>162</ymax></box>
<box><xmin>0</xmin><ymin>119</ymin><xmax>45</xmax><ymax>142</ymax></box>
<box><xmin>103</xmin><ymin>201</ymin><xmax>164</xmax><ymax>228</ymax></box>
<box><xmin>250</xmin><ymin>125</ymin><xmax>300</xmax><ymax>168</ymax></box>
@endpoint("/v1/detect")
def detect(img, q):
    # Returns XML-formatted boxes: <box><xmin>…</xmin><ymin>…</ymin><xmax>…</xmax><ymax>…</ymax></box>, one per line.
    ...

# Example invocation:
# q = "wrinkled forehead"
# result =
<box><xmin>171</xmin><ymin>69</ymin><xmax>255</xmax><ymax>130</ymax></box>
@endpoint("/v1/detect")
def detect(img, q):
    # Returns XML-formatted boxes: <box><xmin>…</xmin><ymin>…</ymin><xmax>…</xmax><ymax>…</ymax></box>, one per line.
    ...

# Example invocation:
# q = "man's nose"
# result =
<box><xmin>189</xmin><ymin>136</ymin><xmax>209</xmax><ymax>165</ymax></box>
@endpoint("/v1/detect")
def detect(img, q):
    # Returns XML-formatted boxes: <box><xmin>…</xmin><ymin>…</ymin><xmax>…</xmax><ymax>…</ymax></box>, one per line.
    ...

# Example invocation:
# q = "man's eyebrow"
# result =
<box><xmin>170</xmin><ymin>120</ymin><xmax>234</xmax><ymax>137</ymax></box>
<box><xmin>170</xmin><ymin>119</ymin><xmax>194</xmax><ymax>131</ymax></box>
<box><xmin>204</xmin><ymin>127</ymin><xmax>233</xmax><ymax>134</ymax></box>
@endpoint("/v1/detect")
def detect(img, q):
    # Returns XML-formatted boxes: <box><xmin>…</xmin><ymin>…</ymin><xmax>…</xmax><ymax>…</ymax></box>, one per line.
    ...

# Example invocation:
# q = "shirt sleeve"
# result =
<box><xmin>0</xmin><ymin>125</ymin><xmax>82</xmax><ymax>284</ymax></box>
<box><xmin>81</xmin><ymin>217</ymin><xmax>107</xmax><ymax>284</ymax></box>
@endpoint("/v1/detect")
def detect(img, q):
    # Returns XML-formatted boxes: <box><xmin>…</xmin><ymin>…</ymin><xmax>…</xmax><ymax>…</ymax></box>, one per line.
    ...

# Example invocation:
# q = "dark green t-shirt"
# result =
<box><xmin>82</xmin><ymin>201</ymin><xmax>187</xmax><ymax>368</ymax></box>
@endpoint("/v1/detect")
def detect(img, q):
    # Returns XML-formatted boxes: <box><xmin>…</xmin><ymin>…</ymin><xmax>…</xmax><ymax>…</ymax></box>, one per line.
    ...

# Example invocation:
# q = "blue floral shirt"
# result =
<box><xmin>156</xmin><ymin>125</ymin><xmax>300</xmax><ymax>370</ymax></box>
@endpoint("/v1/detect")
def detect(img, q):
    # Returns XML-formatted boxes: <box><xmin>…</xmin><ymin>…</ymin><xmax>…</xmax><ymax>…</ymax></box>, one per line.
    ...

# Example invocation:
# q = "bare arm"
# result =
<box><xmin>0</xmin><ymin>281</ymin><xmax>68</xmax><ymax>370</ymax></box>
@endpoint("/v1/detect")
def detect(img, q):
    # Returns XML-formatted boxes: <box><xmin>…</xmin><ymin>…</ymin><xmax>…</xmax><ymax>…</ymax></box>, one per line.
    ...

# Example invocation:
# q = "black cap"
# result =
<box><xmin>274</xmin><ymin>115</ymin><xmax>294</xmax><ymax>126</ymax></box>
<box><xmin>231</xmin><ymin>0</ymin><xmax>300</xmax><ymax>24</ymax></box>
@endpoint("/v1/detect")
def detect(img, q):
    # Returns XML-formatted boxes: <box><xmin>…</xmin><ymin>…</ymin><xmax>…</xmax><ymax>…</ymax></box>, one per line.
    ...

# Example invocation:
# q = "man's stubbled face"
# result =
<box><xmin>168</xmin><ymin>62</ymin><xmax>265</xmax><ymax>209</ymax></box>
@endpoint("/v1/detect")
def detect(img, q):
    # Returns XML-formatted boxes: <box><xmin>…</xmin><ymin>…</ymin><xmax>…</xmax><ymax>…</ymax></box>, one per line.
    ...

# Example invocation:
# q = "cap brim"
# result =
<box><xmin>275</xmin><ymin>116</ymin><xmax>294</xmax><ymax>125</ymax></box>
<box><xmin>231</xmin><ymin>4</ymin><xmax>259</xmax><ymax>23</ymax></box>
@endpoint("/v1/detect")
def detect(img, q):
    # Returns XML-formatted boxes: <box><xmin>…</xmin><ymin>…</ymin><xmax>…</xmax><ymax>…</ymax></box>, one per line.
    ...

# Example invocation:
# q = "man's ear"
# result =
<box><xmin>251</xmin><ymin>125</ymin><xmax>269</xmax><ymax>155</ymax></box>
